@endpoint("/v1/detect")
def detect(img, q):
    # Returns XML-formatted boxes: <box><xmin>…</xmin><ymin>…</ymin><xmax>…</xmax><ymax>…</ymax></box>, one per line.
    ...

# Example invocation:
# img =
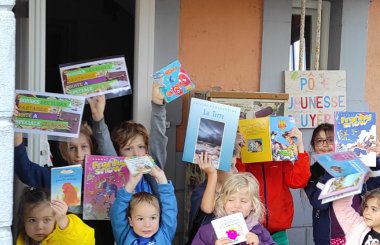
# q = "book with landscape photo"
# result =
<box><xmin>152</xmin><ymin>59</ymin><xmax>195</xmax><ymax>103</ymax></box>
<box><xmin>182</xmin><ymin>98</ymin><xmax>240</xmax><ymax>172</ymax></box>
<box><xmin>334</xmin><ymin>111</ymin><xmax>377</xmax><ymax>167</ymax></box>
<box><xmin>211</xmin><ymin>212</ymin><xmax>249</xmax><ymax>245</ymax></box>
<box><xmin>83</xmin><ymin>155</ymin><xmax>130</xmax><ymax>220</ymax></box>
<box><xmin>51</xmin><ymin>165</ymin><xmax>82</xmax><ymax>210</ymax></box>
<box><xmin>313</xmin><ymin>151</ymin><xmax>369</xmax><ymax>203</ymax></box>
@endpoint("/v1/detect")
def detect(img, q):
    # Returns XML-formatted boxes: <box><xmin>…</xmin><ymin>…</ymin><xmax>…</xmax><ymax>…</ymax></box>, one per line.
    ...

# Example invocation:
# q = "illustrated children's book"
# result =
<box><xmin>124</xmin><ymin>155</ymin><xmax>155</xmax><ymax>176</ymax></box>
<box><xmin>182</xmin><ymin>98</ymin><xmax>240</xmax><ymax>172</ymax></box>
<box><xmin>15</xmin><ymin>90</ymin><xmax>86</xmax><ymax>138</ymax></box>
<box><xmin>83</xmin><ymin>155</ymin><xmax>130</xmax><ymax>220</ymax></box>
<box><xmin>51</xmin><ymin>165</ymin><xmax>82</xmax><ymax>209</ymax></box>
<box><xmin>270</xmin><ymin>116</ymin><xmax>298</xmax><ymax>161</ymax></box>
<box><xmin>152</xmin><ymin>59</ymin><xmax>195</xmax><ymax>103</ymax></box>
<box><xmin>313</xmin><ymin>151</ymin><xmax>369</xmax><ymax>204</ymax></box>
<box><xmin>59</xmin><ymin>56</ymin><xmax>132</xmax><ymax>99</ymax></box>
<box><xmin>334</xmin><ymin>111</ymin><xmax>377</xmax><ymax>167</ymax></box>
<box><xmin>211</xmin><ymin>212</ymin><xmax>249</xmax><ymax>245</ymax></box>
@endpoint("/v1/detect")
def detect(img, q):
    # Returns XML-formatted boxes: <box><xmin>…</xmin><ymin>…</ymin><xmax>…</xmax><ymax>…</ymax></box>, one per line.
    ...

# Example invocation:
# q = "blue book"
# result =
<box><xmin>182</xmin><ymin>98</ymin><xmax>240</xmax><ymax>172</ymax></box>
<box><xmin>334</xmin><ymin>111</ymin><xmax>377</xmax><ymax>167</ymax></box>
<box><xmin>269</xmin><ymin>116</ymin><xmax>298</xmax><ymax>161</ymax></box>
<box><xmin>51</xmin><ymin>164</ymin><xmax>83</xmax><ymax>209</ymax></box>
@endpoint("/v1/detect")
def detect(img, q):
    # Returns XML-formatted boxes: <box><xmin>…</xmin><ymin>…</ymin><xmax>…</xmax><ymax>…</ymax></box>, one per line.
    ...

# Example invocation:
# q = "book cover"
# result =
<box><xmin>211</xmin><ymin>212</ymin><xmax>249</xmax><ymax>244</ymax></box>
<box><xmin>83</xmin><ymin>155</ymin><xmax>130</xmax><ymax>220</ymax></box>
<box><xmin>51</xmin><ymin>165</ymin><xmax>82</xmax><ymax>208</ymax></box>
<box><xmin>312</xmin><ymin>151</ymin><xmax>369</xmax><ymax>203</ymax></box>
<box><xmin>269</xmin><ymin>116</ymin><xmax>298</xmax><ymax>161</ymax></box>
<box><xmin>125</xmin><ymin>155</ymin><xmax>155</xmax><ymax>176</ymax></box>
<box><xmin>59</xmin><ymin>56</ymin><xmax>132</xmax><ymax>99</ymax></box>
<box><xmin>334</xmin><ymin>111</ymin><xmax>377</xmax><ymax>167</ymax></box>
<box><xmin>15</xmin><ymin>90</ymin><xmax>86</xmax><ymax>138</ymax></box>
<box><xmin>152</xmin><ymin>59</ymin><xmax>195</xmax><ymax>103</ymax></box>
<box><xmin>182</xmin><ymin>98</ymin><xmax>240</xmax><ymax>172</ymax></box>
<box><xmin>239</xmin><ymin>117</ymin><xmax>272</xmax><ymax>163</ymax></box>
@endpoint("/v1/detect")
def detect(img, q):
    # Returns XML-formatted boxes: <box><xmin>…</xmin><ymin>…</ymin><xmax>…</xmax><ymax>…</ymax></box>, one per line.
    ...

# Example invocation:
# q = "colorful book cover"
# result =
<box><xmin>152</xmin><ymin>59</ymin><xmax>195</xmax><ymax>103</ymax></box>
<box><xmin>334</xmin><ymin>111</ymin><xmax>377</xmax><ymax>167</ymax></box>
<box><xmin>312</xmin><ymin>151</ymin><xmax>369</xmax><ymax>203</ymax></box>
<box><xmin>269</xmin><ymin>116</ymin><xmax>298</xmax><ymax>161</ymax></box>
<box><xmin>51</xmin><ymin>165</ymin><xmax>82</xmax><ymax>208</ymax></box>
<box><xmin>239</xmin><ymin>117</ymin><xmax>272</xmax><ymax>163</ymax></box>
<box><xmin>211</xmin><ymin>212</ymin><xmax>249</xmax><ymax>244</ymax></box>
<box><xmin>83</xmin><ymin>155</ymin><xmax>130</xmax><ymax>220</ymax></box>
<box><xmin>182</xmin><ymin>98</ymin><xmax>240</xmax><ymax>172</ymax></box>
<box><xmin>125</xmin><ymin>155</ymin><xmax>155</xmax><ymax>176</ymax></box>
<box><xmin>15</xmin><ymin>90</ymin><xmax>85</xmax><ymax>138</ymax></box>
<box><xmin>59</xmin><ymin>56</ymin><xmax>132</xmax><ymax>99</ymax></box>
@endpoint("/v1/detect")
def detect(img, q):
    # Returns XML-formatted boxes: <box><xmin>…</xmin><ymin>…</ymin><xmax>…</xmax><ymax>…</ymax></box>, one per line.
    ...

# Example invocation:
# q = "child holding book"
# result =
<box><xmin>304</xmin><ymin>123</ymin><xmax>380</xmax><ymax>245</ymax></box>
<box><xmin>192</xmin><ymin>173</ymin><xmax>276</xmax><ymax>245</ymax></box>
<box><xmin>109</xmin><ymin>165</ymin><xmax>177</xmax><ymax>244</ymax></box>
<box><xmin>236</xmin><ymin>126</ymin><xmax>310</xmax><ymax>245</ymax></box>
<box><xmin>16</xmin><ymin>187</ymin><xmax>94</xmax><ymax>245</ymax></box>
<box><xmin>333</xmin><ymin>188</ymin><xmax>380</xmax><ymax>245</ymax></box>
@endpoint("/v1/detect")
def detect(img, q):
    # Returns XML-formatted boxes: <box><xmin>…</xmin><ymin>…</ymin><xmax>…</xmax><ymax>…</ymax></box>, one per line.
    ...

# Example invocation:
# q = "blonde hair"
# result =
<box><xmin>128</xmin><ymin>192</ymin><xmax>160</xmax><ymax>217</ymax></box>
<box><xmin>214</xmin><ymin>173</ymin><xmax>265</xmax><ymax>222</ymax></box>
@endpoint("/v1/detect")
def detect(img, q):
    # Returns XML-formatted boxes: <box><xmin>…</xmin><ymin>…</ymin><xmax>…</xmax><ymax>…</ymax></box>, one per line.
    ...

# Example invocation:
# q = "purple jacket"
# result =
<box><xmin>192</xmin><ymin>222</ymin><xmax>276</xmax><ymax>245</ymax></box>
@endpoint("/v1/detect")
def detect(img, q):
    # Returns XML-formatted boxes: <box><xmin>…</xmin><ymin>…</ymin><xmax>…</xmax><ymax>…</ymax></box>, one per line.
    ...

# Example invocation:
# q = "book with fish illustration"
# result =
<box><xmin>211</xmin><ymin>212</ymin><xmax>249</xmax><ymax>244</ymax></box>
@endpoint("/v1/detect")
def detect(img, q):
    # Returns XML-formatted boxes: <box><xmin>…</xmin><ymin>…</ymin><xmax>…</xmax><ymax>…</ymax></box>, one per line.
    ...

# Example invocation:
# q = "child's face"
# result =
<box><xmin>119</xmin><ymin>134</ymin><xmax>147</xmax><ymax>157</ymax></box>
<box><xmin>66</xmin><ymin>133</ymin><xmax>92</xmax><ymax>165</ymax></box>
<box><xmin>314</xmin><ymin>130</ymin><xmax>334</xmax><ymax>154</ymax></box>
<box><xmin>128</xmin><ymin>202</ymin><xmax>160</xmax><ymax>238</ymax></box>
<box><xmin>363</xmin><ymin>198</ymin><xmax>380</xmax><ymax>231</ymax></box>
<box><xmin>224</xmin><ymin>188</ymin><xmax>252</xmax><ymax>218</ymax></box>
<box><xmin>24</xmin><ymin>204</ymin><xmax>55</xmax><ymax>242</ymax></box>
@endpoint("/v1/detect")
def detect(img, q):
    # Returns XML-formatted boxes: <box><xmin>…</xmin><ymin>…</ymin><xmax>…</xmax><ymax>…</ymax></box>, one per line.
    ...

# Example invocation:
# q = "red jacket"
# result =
<box><xmin>236</xmin><ymin>152</ymin><xmax>311</xmax><ymax>233</ymax></box>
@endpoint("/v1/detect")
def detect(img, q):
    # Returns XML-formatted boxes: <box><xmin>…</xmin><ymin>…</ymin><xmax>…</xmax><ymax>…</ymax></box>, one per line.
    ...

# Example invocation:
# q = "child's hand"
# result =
<box><xmin>371</xmin><ymin>139</ymin><xmax>380</xmax><ymax>157</ymax></box>
<box><xmin>152</xmin><ymin>83</ymin><xmax>164</xmax><ymax>105</ymax></box>
<box><xmin>87</xmin><ymin>94</ymin><xmax>106</xmax><ymax>122</ymax></box>
<box><xmin>289</xmin><ymin>127</ymin><xmax>304</xmax><ymax>153</ymax></box>
<box><xmin>150</xmin><ymin>165</ymin><xmax>168</xmax><ymax>184</ymax></box>
<box><xmin>215</xmin><ymin>237</ymin><xmax>232</xmax><ymax>245</ymax></box>
<box><xmin>196</xmin><ymin>152</ymin><xmax>216</xmax><ymax>177</ymax></box>
<box><xmin>125</xmin><ymin>172</ymin><xmax>143</xmax><ymax>193</ymax></box>
<box><xmin>51</xmin><ymin>200</ymin><xmax>69</xmax><ymax>230</ymax></box>
<box><xmin>14</xmin><ymin>133</ymin><xmax>23</xmax><ymax>147</ymax></box>
<box><xmin>246</xmin><ymin>232</ymin><xmax>259</xmax><ymax>245</ymax></box>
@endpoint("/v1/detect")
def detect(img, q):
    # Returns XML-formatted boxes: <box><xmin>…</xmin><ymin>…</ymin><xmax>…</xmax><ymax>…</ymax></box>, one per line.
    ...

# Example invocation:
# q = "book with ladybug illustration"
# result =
<box><xmin>152</xmin><ymin>59</ymin><xmax>195</xmax><ymax>103</ymax></box>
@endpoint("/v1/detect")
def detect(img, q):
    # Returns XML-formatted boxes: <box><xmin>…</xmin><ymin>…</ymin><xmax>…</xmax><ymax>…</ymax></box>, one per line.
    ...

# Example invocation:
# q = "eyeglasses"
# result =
<box><xmin>314</xmin><ymin>138</ymin><xmax>334</xmax><ymax>146</ymax></box>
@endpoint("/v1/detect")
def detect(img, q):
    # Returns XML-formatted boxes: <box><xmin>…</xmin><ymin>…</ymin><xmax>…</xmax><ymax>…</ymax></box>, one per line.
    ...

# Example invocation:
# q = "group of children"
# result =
<box><xmin>12</xmin><ymin>83</ymin><xmax>380</xmax><ymax>245</ymax></box>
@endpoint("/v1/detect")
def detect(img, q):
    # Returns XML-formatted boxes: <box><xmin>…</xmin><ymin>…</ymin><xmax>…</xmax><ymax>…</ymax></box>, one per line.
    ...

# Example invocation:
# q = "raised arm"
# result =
<box><xmin>196</xmin><ymin>152</ymin><xmax>217</xmax><ymax>214</ymax></box>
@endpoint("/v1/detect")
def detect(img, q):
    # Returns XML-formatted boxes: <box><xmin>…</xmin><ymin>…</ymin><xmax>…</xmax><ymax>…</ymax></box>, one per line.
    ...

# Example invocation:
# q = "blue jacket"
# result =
<box><xmin>305</xmin><ymin>157</ymin><xmax>380</xmax><ymax>245</ymax></box>
<box><xmin>109</xmin><ymin>182</ymin><xmax>177</xmax><ymax>245</ymax></box>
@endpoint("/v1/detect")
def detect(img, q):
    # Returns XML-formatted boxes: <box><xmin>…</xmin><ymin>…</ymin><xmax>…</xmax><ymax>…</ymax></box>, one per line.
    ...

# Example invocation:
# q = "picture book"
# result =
<box><xmin>211</xmin><ymin>212</ymin><xmax>249</xmax><ymax>245</ymax></box>
<box><xmin>124</xmin><ymin>155</ymin><xmax>155</xmax><ymax>176</ymax></box>
<box><xmin>152</xmin><ymin>59</ymin><xmax>195</xmax><ymax>103</ymax></box>
<box><xmin>15</xmin><ymin>90</ymin><xmax>85</xmax><ymax>138</ymax></box>
<box><xmin>334</xmin><ymin>111</ymin><xmax>377</xmax><ymax>167</ymax></box>
<box><xmin>51</xmin><ymin>165</ymin><xmax>82</xmax><ymax>209</ymax></box>
<box><xmin>59</xmin><ymin>56</ymin><xmax>132</xmax><ymax>99</ymax></box>
<box><xmin>239</xmin><ymin>117</ymin><xmax>272</xmax><ymax>163</ymax></box>
<box><xmin>312</xmin><ymin>151</ymin><xmax>369</xmax><ymax>203</ymax></box>
<box><xmin>270</xmin><ymin>116</ymin><xmax>298</xmax><ymax>161</ymax></box>
<box><xmin>83</xmin><ymin>155</ymin><xmax>130</xmax><ymax>220</ymax></box>
<box><xmin>182</xmin><ymin>98</ymin><xmax>240</xmax><ymax>172</ymax></box>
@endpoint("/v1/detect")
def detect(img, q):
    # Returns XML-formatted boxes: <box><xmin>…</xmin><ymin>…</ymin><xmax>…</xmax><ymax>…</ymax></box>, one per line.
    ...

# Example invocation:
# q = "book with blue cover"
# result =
<box><xmin>152</xmin><ymin>59</ymin><xmax>195</xmax><ymax>103</ymax></box>
<box><xmin>269</xmin><ymin>116</ymin><xmax>298</xmax><ymax>161</ymax></box>
<box><xmin>182</xmin><ymin>98</ymin><xmax>240</xmax><ymax>172</ymax></box>
<box><xmin>334</xmin><ymin>111</ymin><xmax>377</xmax><ymax>167</ymax></box>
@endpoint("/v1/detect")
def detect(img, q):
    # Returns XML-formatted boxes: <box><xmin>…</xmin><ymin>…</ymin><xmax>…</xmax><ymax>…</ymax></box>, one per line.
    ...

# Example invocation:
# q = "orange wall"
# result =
<box><xmin>178</xmin><ymin>0</ymin><xmax>263</xmax><ymax>150</ymax></box>
<box><xmin>366</xmin><ymin>0</ymin><xmax>380</xmax><ymax>131</ymax></box>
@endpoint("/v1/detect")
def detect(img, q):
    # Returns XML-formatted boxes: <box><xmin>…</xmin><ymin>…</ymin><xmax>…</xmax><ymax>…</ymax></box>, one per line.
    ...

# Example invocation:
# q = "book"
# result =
<box><xmin>334</xmin><ymin>111</ymin><xmax>377</xmax><ymax>167</ymax></box>
<box><xmin>182</xmin><ymin>98</ymin><xmax>240</xmax><ymax>172</ymax></box>
<box><xmin>59</xmin><ymin>56</ymin><xmax>132</xmax><ymax>99</ymax></box>
<box><xmin>152</xmin><ymin>59</ymin><xmax>195</xmax><ymax>103</ymax></box>
<box><xmin>124</xmin><ymin>155</ymin><xmax>155</xmax><ymax>176</ymax></box>
<box><xmin>211</xmin><ymin>212</ymin><xmax>249</xmax><ymax>244</ymax></box>
<box><xmin>312</xmin><ymin>151</ymin><xmax>369</xmax><ymax>203</ymax></box>
<box><xmin>15</xmin><ymin>90</ymin><xmax>86</xmax><ymax>138</ymax></box>
<box><xmin>51</xmin><ymin>165</ymin><xmax>82</xmax><ymax>208</ymax></box>
<box><xmin>270</xmin><ymin>116</ymin><xmax>298</xmax><ymax>161</ymax></box>
<box><xmin>83</xmin><ymin>155</ymin><xmax>130</xmax><ymax>220</ymax></box>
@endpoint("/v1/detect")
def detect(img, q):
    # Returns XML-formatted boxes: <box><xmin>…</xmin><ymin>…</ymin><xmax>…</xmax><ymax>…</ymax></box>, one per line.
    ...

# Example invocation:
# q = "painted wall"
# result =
<box><xmin>366</xmin><ymin>0</ymin><xmax>380</xmax><ymax>128</ymax></box>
